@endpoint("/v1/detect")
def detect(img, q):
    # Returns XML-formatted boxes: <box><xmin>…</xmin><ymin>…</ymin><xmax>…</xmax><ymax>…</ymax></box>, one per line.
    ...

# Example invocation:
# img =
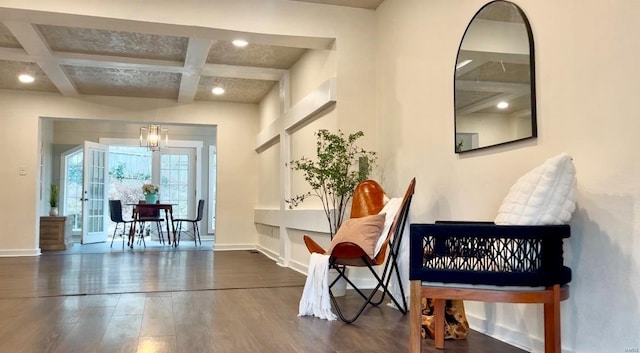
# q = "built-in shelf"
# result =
<box><xmin>254</xmin><ymin>208</ymin><xmax>332</xmax><ymax>234</ymax></box>
<box><xmin>255</xmin><ymin>77</ymin><xmax>337</xmax><ymax>152</ymax></box>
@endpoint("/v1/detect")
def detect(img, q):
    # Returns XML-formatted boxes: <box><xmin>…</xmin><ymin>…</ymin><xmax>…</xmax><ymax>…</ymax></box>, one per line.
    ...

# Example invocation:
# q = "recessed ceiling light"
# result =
<box><xmin>232</xmin><ymin>39</ymin><xmax>249</xmax><ymax>48</ymax></box>
<box><xmin>18</xmin><ymin>74</ymin><xmax>34</xmax><ymax>83</ymax></box>
<box><xmin>456</xmin><ymin>59</ymin><xmax>472</xmax><ymax>70</ymax></box>
<box><xmin>497</xmin><ymin>101</ymin><xmax>509</xmax><ymax>109</ymax></box>
<box><xmin>211</xmin><ymin>87</ymin><xmax>225</xmax><ymax>95</ymax></box>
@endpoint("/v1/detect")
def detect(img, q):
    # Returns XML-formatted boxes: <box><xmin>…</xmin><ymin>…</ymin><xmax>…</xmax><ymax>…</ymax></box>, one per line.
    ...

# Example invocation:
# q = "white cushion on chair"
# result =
<box><xmin>495</xmin><ymin>153</ymin><xmax>577</xmax><ymax>225</ymax></box>
<box><xmin>374</xmin><ymin>197</ymin><xmax>403</xmax><ymax>256</ymax></box>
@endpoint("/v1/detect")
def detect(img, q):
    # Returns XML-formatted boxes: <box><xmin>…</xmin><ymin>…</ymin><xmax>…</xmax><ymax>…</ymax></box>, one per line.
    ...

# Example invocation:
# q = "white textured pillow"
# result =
<box><xmin>374</xmin><ymin>197</ymin><xmax>403</xmax><ymax>256</ymax></box>
<box><xmin>495</xmin><ymin>153</ymin><xmax>577</xmax><ymax>225</ymax></box>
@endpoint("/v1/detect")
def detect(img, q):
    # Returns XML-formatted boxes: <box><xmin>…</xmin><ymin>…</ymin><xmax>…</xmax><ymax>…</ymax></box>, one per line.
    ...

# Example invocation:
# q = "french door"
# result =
<box><xmin>107</xmin><ymin>144</ymin><xmax>197</xmax><ymax>220</ymax></box>
<box><xmin>80</xmin><ymin>141</ymin><xmax>109</xmax><ymax>244</ymax></box>
<box><xmin>158</xmin><ymin>147</ymin><xmax>196</xmax><ymax>219</ymax></box>
<box><xmin>60</xmin><ymin>146</ymin><xmax>83</xmax><ymax>235</ymax></box>
<box><xmin>61</xmin><ymin>141</ymin><xmax>198</xmax><ymax>243</ymax></box>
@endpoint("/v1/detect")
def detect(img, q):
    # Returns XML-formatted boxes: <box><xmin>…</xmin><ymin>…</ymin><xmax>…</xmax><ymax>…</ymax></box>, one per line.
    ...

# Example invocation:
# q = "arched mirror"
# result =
<box><xmin>454</xmin><ymin>1</ymin><xmax>536</xmax><ymax>153</ymax></box>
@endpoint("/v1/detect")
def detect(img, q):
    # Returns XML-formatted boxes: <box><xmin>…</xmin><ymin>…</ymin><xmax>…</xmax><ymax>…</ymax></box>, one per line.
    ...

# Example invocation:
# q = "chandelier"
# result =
<box><xmin>140</xmin><ymin>124</ymin><xmax>168</xmax><ymax>151</ymax></box>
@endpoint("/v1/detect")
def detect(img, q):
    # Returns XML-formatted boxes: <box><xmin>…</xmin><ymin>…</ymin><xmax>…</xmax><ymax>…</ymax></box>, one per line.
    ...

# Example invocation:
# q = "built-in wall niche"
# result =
<box><xmin>454</xmin><ymin>0</ymin><xmax>537</xmax><ymax>153</ymax></box>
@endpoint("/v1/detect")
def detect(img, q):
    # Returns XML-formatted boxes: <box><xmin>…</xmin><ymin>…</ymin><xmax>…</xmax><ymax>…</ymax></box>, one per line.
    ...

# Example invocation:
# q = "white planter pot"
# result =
<box><xmin>49</xmin><ymin>207</ymin><xmax>58</xmax><ymax>216</ymax></box>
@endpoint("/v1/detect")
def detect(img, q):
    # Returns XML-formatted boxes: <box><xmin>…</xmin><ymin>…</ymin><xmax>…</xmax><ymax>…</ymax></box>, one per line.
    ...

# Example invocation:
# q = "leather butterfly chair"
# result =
<box><xmin>303</xmin><ymin>178</ymin><xmax>416</xmax><ymax>323</ymax></box>
<box><xmin>173</xmin><ymin>199</ymin><xmax>205</xmax><ymax>246</ymax></box>
<box><xmin>108</xmin><ymin>200</ymin><xmax>134</xmax><ymax>249</ymax></box>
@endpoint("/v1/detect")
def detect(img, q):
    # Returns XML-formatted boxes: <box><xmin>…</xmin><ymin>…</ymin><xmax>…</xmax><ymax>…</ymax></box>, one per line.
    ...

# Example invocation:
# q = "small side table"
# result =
<box><xmin>40</xmin><ymin>216</ymin><xmax>74</xmax><ymax>251</ymax></box>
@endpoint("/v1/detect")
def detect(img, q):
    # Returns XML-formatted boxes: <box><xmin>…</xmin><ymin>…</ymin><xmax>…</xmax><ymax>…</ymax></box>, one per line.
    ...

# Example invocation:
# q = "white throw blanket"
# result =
<box><xmin>298</xmin><ymin>253</ymin><xmax>337</xmax><ymax>321</ymax></box>
<box><xmin>298</xmin><ymin>197</ymin><xmax>409</xmax><ymax>319</ymax></box>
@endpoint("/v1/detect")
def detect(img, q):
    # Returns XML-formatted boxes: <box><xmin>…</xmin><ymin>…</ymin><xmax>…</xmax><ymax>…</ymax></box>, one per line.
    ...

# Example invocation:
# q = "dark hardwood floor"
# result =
<box><xmin>0</xmin><ymin>245</ymin><xmax>526</xmax><ymax>353</ymax></box>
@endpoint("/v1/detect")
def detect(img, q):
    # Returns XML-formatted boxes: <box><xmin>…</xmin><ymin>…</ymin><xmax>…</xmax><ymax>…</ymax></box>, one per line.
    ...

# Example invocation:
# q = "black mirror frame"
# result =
<box><xmin>454</xmin><ymin>0</ymin><xmax>537</xmax><ymax>154</ymax></box>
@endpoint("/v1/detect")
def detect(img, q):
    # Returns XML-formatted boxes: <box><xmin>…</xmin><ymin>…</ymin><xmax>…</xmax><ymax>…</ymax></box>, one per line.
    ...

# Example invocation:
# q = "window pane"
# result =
<box><xmin>160</xmin><ymin>154</ymin><xmax>189</xmax><ymax>218</ymax></box>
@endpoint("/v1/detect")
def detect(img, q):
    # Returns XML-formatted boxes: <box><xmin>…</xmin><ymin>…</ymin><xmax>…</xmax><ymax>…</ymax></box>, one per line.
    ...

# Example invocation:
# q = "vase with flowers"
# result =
<box><xmin>142</xmin><ymin>183</ymin><xmax>159</xmax><ymax>204</ymax></box>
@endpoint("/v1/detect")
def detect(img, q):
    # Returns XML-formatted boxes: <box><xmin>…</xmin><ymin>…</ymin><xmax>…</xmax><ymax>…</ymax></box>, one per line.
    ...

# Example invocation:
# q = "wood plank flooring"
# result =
<box><xmin>0</xmin><ymin>247</ymin><xmax>527</xmax><ymax>353</ymax></box>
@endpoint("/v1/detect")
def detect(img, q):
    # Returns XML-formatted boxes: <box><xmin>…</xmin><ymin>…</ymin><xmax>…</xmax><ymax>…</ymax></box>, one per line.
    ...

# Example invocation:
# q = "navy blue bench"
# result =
<box><xmin>409</xmin><ymin>222</ymin><xmax>571</xmax><ymax>353</ymax></box>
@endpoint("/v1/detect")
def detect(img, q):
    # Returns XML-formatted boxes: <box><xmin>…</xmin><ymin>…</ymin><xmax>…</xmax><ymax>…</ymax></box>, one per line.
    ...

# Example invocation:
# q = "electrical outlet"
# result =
<box><xmin>18</xmin><ymin>167</ymin><xmax>26</xmax><ymax>176</ymax></box>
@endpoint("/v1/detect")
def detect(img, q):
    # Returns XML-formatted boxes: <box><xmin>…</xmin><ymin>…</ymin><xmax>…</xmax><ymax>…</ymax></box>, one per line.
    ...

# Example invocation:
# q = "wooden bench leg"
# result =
<box><xmin>544</xmin><ymin>284</ymin><xmax>561</xmax><ymax>353</ymax></box>
<box><xmin>409</xmin><ymin>281</ymin><xmax>422</xmax><ymax>353</ymax></box>
<box><xmin>433</xmin><ymin>298</ymin><xmax>446</xmax><ymax>349</ymax></box>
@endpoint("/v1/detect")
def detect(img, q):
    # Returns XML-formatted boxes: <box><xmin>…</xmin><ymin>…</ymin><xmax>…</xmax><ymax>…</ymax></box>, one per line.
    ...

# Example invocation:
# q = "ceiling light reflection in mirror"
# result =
<box><xmin>454</xmin><ymin>1</ymin><xmax>536</xmax><ymax>153</ymax></box>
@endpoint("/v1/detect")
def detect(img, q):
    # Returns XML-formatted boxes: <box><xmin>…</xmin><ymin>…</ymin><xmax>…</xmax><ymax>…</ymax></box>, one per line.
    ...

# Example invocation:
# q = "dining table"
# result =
<box><xmin>128</xmin><ymin>203</ymin><xmax>178</xmax><ymax>247</ymax></box>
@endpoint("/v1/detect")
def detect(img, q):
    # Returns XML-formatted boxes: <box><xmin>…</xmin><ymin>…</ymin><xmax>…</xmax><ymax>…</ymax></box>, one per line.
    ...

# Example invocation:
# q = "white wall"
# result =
<box><xmin>0</xmin><ymin>90</ymin><xmax>258</xmax><ymax>254</ymax></box>
<box><xmin>376</xmin><ymin>0</ymin><xmax>640</xmax><ymax>352</ymax></box>
<box><xmin>254</xmin><ymin>47</ymin><xmax>340</xmax><ymax>264</ymax></box>
<box><xmin>248</xmin><ymin>4</ymin><xmax>377</xmax><ymax>271</ymax></box>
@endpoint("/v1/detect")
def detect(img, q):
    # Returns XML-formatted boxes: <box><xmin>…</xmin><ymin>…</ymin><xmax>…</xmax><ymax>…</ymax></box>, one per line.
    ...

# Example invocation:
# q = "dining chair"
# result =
<box><xmin>109</xmin><ymin>200</ymin><xmax>134</xmax><ymax>249</ymax></box>
<box><xmin>173</xmin><ymin>199</ymin><xmax>205</xmax><ymax>246</ymax></box>
<box><xmin>135</xmin><ymin>200</ymin><xmax>165</xmax><ymax>245</ymax></box>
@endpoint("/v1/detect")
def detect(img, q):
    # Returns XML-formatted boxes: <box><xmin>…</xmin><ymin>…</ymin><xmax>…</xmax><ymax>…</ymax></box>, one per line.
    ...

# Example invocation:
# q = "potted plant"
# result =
<box><xmin>142</xmin><ymin>183</ymin><xmax>160</xmax><ymax>204</ymax></box>
<box><xmin>49</xmin><ymin>184</ymin><xmax>59</xmax><ymax>216</ymax></box>
<box><xmin>287</xmin><ymin>129</ymin><xmax>377</xmax><ymax>239</ymax></box>
<box><xmin>288</xmin><ymin>129</ymin><xmax>376</xmax><ymax>296</ymax></box>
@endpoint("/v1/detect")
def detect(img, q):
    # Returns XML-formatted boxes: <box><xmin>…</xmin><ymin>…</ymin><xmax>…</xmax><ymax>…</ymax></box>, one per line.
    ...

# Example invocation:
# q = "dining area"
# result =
<box><xmin>108</xmin><ymin>183</ymin><xmax>206</xmax><ymax>250</ymax></box>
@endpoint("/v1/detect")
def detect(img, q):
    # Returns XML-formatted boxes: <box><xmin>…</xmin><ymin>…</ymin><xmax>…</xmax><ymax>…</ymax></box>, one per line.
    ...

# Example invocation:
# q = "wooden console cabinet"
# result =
<box><xmin>40</xmin><ymin>216</ymin><xmax>73</xmax><ymax>251</ymax></box>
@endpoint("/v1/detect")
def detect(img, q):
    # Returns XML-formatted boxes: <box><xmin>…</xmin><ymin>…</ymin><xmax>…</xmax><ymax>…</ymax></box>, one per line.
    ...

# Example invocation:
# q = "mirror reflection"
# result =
<box><xmin>454</xmin><ymin>1</ymin><xmax>536</xmax><ymax>153</ymax></box>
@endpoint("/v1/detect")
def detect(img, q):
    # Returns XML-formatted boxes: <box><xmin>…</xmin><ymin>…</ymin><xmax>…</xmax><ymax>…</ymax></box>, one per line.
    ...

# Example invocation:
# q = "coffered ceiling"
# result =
<box><xmin>0</xmin><ymin>0</ymin><xmax>383</xmax><ymax>105</ymax></box>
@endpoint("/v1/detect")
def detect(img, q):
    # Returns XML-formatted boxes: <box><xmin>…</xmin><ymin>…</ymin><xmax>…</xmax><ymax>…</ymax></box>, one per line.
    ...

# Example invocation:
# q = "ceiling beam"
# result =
<box><xmin>0</xmin><ymin>47</ymin><xmax>286</xmax><ymax>81</ymax></box>
<box><xmin>458</xmin><ymin>50</ymin><xmax>530</xmax><ymax>66</ymax></box>
<box><xmin>0</xmin><ymin>8</ymin><xmax>335</xmax><ymax>50</ymax></box>
<box><xmin>51</xmin><ymin>52</ymin><xmax>186</xmax><ymax>73</ymax></box>
<box><xmin>4</xmin><ymin>21</ymin><xmax>78</xmax><ymax>96</ymax></box>
<box><xmin>201</xmin><ymin>64</ymin><xmax>285</xmax><ymax>81</ymax></box>
<box><xmin>179</xmin><ymin>38</ymin><xmax>213</xmax><ymax>103</ymax></box>
<box><xmin>456</xmin><ymin>80</ymin><xmax>529</xmax><ymax>94</ymax></box>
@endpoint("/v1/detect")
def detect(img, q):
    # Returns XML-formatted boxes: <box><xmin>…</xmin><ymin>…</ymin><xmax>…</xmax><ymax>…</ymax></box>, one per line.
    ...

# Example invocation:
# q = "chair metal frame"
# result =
<box><xmin>303</xmin><ymin>178</ymin><xmax>416</xmax><ymax>323</ymax></box>
<box><xmin>108</xmin><ymin>200</ymin><xmax>134</xmax><ymax>249</ymax></box>
<box><xmin>173</xmin><ymin>199</ymin><xmax>205</xmax><ymax>246</ymax></box>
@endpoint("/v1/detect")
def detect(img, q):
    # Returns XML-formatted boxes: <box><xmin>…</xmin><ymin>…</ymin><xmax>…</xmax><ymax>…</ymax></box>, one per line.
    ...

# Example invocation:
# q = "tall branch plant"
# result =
<box><xmin>287</xmin><ymin>129</ymin><xmax>377</xmax><ymax>239</ymax></box>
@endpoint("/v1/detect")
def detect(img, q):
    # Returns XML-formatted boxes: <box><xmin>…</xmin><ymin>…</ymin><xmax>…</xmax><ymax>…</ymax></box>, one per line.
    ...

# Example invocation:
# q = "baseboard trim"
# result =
<box><xmin>287</xmin><ymin>258</ymin><xmax>308</xmax><ymax>275</ymax></box>
<box><xmin>255</xmin><ymin>245</ymin><xmax>280</xmax><ymax>263</ymax></box>
<box><xmin>0</xmin><ymin>248</ymin><xmax>41</xmax><ymax>257</ymax></box>
<box><xmin>466</xmin><ymin>313</ymin><xmax>575</xmax><ymax>353</ymax></box>
<box><xmin>213</xmin><ymin>244</ymin><xmax>256</xmax><ymax>251</ymax></box>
